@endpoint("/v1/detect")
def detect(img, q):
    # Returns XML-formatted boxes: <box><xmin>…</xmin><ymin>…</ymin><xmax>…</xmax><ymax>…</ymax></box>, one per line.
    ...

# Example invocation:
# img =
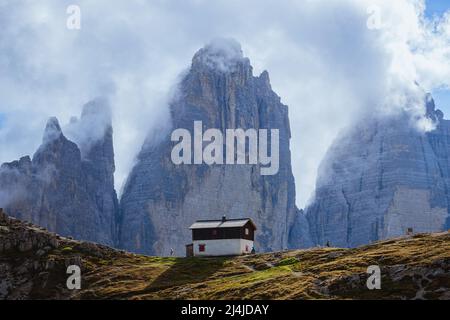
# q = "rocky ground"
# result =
<box><xmin>0</xmin><ymin>208</ymin><xmax>449</xmax><ymax>300</ymax></box>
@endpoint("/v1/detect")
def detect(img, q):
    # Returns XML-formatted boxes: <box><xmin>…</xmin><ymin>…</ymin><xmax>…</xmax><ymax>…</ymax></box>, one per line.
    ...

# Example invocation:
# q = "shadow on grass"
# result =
<box><xmin>144</xmin><ymin>256</ymin><xmax>229</xmax><ymax>293</ymax></box>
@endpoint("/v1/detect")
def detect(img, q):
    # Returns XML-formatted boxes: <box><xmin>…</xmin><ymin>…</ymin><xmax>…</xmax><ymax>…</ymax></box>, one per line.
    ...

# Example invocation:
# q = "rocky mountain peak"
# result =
<box><xmin>425</xmin><ymin>94</ymin><xmax>444</xmax><ymax>122</ymax></box>
<box><xmin>120</xmin><ymin>41</ymin><xmax>298</xmax><ymax>256</ymax></box>
<box><xmin>65</xmin><ymin>98</ymin><xmax>113</xmax><ymax>158</ymax></box>
<box><xmin>257</xmin><ymin>70</ymin><xmax>272</xmax><ymax>91</ymax></box>
<box><xmin>191</xmin><ymin>38</ymin><xmax>250</xmax><ymax>74</ymax></box>
<box><xmin>0</xmin><ymin>100</ymin><xmax>119</xmax><ymax>247</ymax></box>
<box><xmin>42</xmin><ymin>117</ymin><xmax>63</xmax><ymax>144</ymax></box>
<box><xmin>80</xmin><ymin>97</ymin><xmax>112</xmax><ymax>123</ymax></box>
<box><xmin>301</xmin><ymin>94</ymin><xmax>450</xmax><ymax>248</ymax></box>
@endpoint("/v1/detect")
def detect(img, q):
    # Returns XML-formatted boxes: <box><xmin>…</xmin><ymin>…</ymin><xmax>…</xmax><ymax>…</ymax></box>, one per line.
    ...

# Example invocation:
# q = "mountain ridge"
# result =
<box><xmin>2</xmin><ymin>40</ymin><xmax>450</xmax><ymax>257</ymax></box>
<box><xmin>302</xmin><ymin>95</ymin><xmax>450</xmax><ymax>248</ymax></box>
<box><xmin>0</xmin><ymin>99</ymin><xmax>119</xmax><ymax>246</ymax></box>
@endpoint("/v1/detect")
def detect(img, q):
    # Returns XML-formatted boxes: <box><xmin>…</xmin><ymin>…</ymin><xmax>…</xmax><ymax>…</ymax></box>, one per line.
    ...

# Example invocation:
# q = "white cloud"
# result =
<box><xmin>0</xmin><ymin>0</ymin><xmax>449</xmax><ymax>207</ymax></box>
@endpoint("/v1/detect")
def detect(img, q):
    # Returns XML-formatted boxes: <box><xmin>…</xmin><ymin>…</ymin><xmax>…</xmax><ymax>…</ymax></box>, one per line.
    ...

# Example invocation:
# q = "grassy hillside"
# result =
<box><xmin>1</xmin><ymin>209</ymin><xmax>449</xmax><ymax>300</ymax></box>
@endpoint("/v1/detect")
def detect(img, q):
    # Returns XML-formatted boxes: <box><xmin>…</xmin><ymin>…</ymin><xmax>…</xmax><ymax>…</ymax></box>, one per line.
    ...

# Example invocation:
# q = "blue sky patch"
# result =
<box><xmin>0</xmin><ymin>113</ymin><xmax>6</xmax><ymax>129</ymax></box>
<box><xmin>432</xmin><ymin>88</ymin><xmax>450</xmax><ymax>115</ymax></box>
<box><xmin>425</xmin><ymin>1</ymin><xmax>450</xmax><ymax>116</ymax></box>
<box><xmin>425</xmin><ymin>0</ymin><xmax>449</xmax><ymax>18</ymax></box>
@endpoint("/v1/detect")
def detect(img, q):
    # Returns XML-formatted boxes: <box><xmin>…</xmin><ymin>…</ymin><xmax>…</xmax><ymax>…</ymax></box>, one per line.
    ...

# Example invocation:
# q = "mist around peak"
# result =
<box><xmin>192</xmin><ymin>38</ymin><xmax>249</xmax><ymax>73</ymax></box>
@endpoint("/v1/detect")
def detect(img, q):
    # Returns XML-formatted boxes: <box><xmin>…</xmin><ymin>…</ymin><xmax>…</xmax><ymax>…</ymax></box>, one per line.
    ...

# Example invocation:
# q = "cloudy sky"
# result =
<box><xmin>0</xmin><ymin>0</ymin><xmax>449</xmax><ymax>208</ymax></box>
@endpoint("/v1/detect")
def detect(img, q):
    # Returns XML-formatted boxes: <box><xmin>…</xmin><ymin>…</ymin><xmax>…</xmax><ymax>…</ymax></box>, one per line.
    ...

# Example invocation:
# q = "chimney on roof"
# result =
<box><xmin>222</xmin><ymin>215</ymin><xmax>227</xmax><ymax>222</ymax></box>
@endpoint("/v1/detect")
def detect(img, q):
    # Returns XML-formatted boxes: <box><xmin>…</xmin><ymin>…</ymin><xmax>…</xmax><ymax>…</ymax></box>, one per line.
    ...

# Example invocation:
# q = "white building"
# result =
<box><xmin>186</xmin><ymin>216</ymin><xmax>257</xmax><ymax>257</ymax></box>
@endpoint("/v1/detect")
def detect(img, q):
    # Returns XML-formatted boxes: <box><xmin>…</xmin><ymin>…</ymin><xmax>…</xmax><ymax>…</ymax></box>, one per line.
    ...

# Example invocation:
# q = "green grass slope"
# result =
<box><xmin>1</xmin><ymin>209</ymin><xmax>449</xmax><ymax>300</ymax></box>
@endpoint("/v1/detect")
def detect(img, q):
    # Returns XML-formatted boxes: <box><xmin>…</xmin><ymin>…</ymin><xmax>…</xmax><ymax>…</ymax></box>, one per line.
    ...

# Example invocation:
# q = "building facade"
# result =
<box><xmin>187</xmin><ymin>217</ymin><xmax>256</xmax><ymax>257</ymax></box>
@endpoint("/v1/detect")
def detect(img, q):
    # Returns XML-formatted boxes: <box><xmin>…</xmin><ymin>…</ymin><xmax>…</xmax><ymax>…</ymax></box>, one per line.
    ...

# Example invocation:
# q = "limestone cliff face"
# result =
<box><xmin>0</xmin><ymin>99</ymin><xmax>119</xmax><ymax>246</ymax></box>
<box><xmin>303</xmin><ymin>96</ymin><xmax>450</xmax><ymax>248</ymax></box>
<box><xmin>119</xmin><ymin>39</ymin><xmax>298</xmax><ymax>255</ymax></box>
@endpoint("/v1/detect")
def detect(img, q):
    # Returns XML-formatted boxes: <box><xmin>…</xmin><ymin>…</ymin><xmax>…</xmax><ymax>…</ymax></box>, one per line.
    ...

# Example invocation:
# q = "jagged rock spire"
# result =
<box><xmin>42</xmin><ymin>117</ymin><xmax>63</xmax><ymax>144</ymax></box>
<box><xmin>191</xmin><ymin>38</ymin><xmax>248</xmax><ymax>72</ymax></box>
<box><xmin>119</xmin><ymin>40</ymin><xmax>298</xmax><ymax>255</ymax></box>
<box><xmin>65</xmin><ymin>97</ymin><xmax>113</xmax><ymax>158</ymax></box>
<box><xmin>0</xmin><ymin>100</ymin><xmax>119</xmax><ymax>247</ymax></box>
